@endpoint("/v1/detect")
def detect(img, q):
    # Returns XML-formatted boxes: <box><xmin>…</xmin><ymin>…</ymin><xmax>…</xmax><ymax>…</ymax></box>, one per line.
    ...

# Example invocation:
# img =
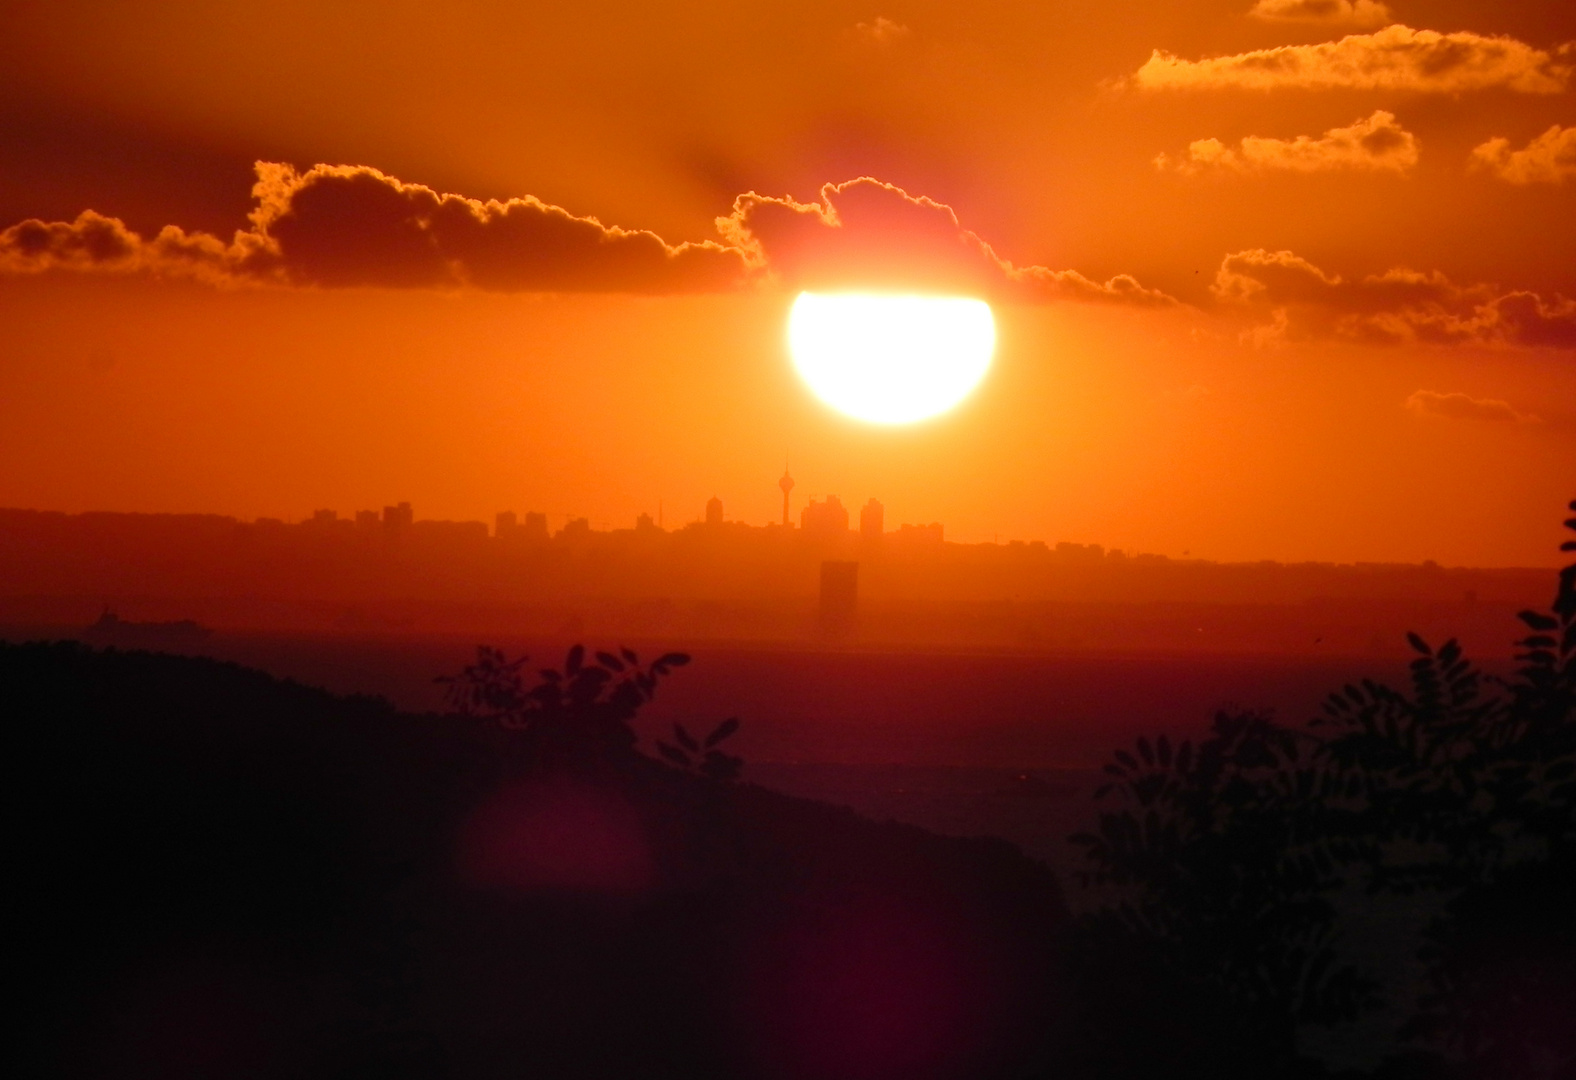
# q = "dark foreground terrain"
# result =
<box><xmin>8</xmin><ymin>501</ymin><xmax>1574</xmax><ymax>1080</ymax></box>
<box><xmin>11</xmin><ymin>642</ymin><xmax>1081</xmax><ymax>1080</ymax></box>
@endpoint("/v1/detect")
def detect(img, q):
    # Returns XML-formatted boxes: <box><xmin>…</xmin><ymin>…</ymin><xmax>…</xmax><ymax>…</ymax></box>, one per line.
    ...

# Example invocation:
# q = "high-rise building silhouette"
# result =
<box><xmin>896</xmin><ymin>521</ymin><xmax>944</xmax><ymax>544</ymax></box>
<box><xmin>382</xmin><ymin>502</ymin><xmax>413</xmax><ymax>534</ymax></box>
<box><xmin>860</xmin><ymin>498</ymin><xmax>884</xmax><ymax>540</ymax></box>
<box><xmin>778</xmin><ymin>467</ymin><xmax>795</xmax><ymax>526</ymax></box>
<box><xmin>706</xmin><ymin>496</ymin><xmax>723</xmax><ymax>526</ymax></box>
<box><xmin>801</xmin><ymin>496</ymin><xmax>850</xmax><ymax>538</ymax></box>
<box><xmin>522</xmin><ymin>511</ymin><xmax>549</xmax><ymax>541</ymax></box>
<box><xmin>495</xmin><ymin>510</ymin><xmax>518</xmax><ymax>539</ymax></box>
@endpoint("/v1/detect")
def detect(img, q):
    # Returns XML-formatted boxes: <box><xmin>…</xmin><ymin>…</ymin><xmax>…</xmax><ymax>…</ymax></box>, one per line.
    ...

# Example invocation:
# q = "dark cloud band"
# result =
<box><xmin>0</xmin><ymin>163</ymin><xmax>1172</xmax><ymax>307</ymax></box>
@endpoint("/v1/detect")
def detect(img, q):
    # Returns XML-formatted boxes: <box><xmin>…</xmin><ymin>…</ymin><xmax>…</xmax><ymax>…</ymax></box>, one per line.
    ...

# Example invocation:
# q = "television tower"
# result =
<box><xmin>778</xmin><ymin>464</ymin><xmax>795</xmax><ymax>526</ymax></box>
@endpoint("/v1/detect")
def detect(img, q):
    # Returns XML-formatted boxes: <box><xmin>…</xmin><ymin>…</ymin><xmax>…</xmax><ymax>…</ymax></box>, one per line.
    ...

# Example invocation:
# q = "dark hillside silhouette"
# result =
<box><xmin>9</xmin><ymin>642</ymin><xmax>1073</xmax><ymax>1080</ymax></box>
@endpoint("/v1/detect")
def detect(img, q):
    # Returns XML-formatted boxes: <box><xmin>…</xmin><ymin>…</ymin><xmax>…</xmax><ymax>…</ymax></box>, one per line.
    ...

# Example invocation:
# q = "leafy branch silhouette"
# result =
<box><xmin>1073</xmin><ymin>709</ymin><xmax>1372</xmax><ymax>1039</ymax></box>
<box><xmin>655</xmin><ymin>718</ymin><xmax>744</xmax><ymax>781</ymax></box>
<box><xmin>1073</xmin><ymin>497</ymin><xmax>1576</xmax><ymax>1072</ymax></box>
<box><xmin>439</xmin><ymin>644</ymin><xmax>686</xmax><ymax>761</ymax></box>
<box><xmin>438</xmin><ymin>643</ymin><xmax>744</xmax><ymax>779</ymax></box>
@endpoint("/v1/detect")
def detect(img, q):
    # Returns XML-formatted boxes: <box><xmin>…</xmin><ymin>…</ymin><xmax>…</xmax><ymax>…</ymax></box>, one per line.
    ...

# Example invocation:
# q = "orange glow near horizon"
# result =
<box><xmin>0</xmin><ymin>3</ymin><xmax>1572</xmax><ymax>567</ymax></box>
<box><xmin>787</xmin><ymin>293</ymin><xmax>995</xmax><ymax>425</ymax></box>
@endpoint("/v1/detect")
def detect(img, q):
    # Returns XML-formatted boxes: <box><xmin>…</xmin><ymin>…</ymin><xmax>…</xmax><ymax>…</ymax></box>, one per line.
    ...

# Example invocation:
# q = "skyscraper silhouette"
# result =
<box><xmin>861</xmin><ymin>498</ymin><xmax>884</xmax><ymax>540</ymax></box>
<box><xmin>778</xmin><ymin>467</ymin><xmax>795</xmax><ymax>527</ymax></box>
<box><xmin>801</xmin><ymin>496</ymin><xmax>850</xmax><ymax>538</ymax></box>
<box><xmin>382</xmin><ymin>502</ymin><xmax>413</xmax><ymax>535</ymax></box>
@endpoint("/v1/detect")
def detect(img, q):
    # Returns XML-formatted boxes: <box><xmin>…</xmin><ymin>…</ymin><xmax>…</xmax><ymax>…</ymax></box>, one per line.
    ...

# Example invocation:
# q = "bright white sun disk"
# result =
<box><xmin>787</xmin><ymin>292</ymin><xmax>995</xmax><ymax>424</ymax></box>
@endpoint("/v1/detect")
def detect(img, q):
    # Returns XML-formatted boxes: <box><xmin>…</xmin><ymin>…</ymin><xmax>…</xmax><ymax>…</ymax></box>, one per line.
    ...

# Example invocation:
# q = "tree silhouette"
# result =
<box><xmin>1072</xmin><ymin>708</ymin><xmax>1374</xmax><ymax>1067</ymax></box>
<box><xmin>439</xmin><ymin>643</ymin><xmax>742</xmax><ymax>778</ymax></box>
<box><xmin>439</xmin><ymin>644</ymin><xmax>687</xmax><ymax>761</ymax></box>
<box><xmin>1074</xmin><ymin>498</ymin><xmax>1576</xmax><ymax>1076</ymax></box>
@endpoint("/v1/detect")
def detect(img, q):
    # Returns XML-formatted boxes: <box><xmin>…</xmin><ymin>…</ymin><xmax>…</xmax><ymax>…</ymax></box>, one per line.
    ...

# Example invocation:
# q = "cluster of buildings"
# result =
<box><xmin>778</xmin><ymin>467</ymin><xmax>942</xmax><ymax>544</ymax></box>
<box><xmin>289</xmin><ymin>472</ymin><xmax>951</xmax><ymax>631</ymax></box>
<box><xmin>305</xmin><ymin>469</ymin><xmax>946</xmax><ymax>549</ymax></box>
<box><xmin>794</xmin><ymin>495</ymin><xmax>944</xmax><ymax>545</ymax></box>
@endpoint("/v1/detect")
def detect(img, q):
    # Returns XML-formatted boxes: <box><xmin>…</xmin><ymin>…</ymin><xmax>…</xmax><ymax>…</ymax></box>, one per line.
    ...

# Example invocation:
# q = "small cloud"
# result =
<box><xmin>1131</xmin><ymin>25</ymin><xmax>1570</xmax><ymax>94</ymax></box>
<box><xmin>1156</xmin><ymin>110</ymin><xmax>1418</xmax><ymax>174</ymax></box>
<box><xmin>1247</xmin><ymin>0</ymin><xmax>1393</xmax><ymax>28</ymax></box>
<box><xmin>852</xmin><ymin>16</ymin><xmax>911</xmax><ymax>45</ymax></box>
<box><xmin>1405</xmin><ymin>390</ymin><xmax>1541</xmax><ymax>424</ymax></box>
<box><xmin>1470</xmin><ymin>125</ymin><xmax>1576</xmax><ymax>185</ymax></box>
<box><xmin>1214</xmin><ymin>248</ymin><xmax>1576</xmax><ymax>351</ymax></box>
<box><xmin>0</xmin><ymin>209</ymin><xmax>257</xmax><ymax>284</ymax></box>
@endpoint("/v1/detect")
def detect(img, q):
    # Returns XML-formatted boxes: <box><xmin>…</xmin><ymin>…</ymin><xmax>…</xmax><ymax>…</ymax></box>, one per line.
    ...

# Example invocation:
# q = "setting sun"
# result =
<box><xmin>787</xmin><ymin>292</ymin><xmax>996</xmax><ymax>425</ymax></box>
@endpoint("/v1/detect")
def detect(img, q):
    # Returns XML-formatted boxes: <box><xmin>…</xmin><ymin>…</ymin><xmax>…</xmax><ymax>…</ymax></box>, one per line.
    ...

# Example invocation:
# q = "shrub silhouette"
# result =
<box><xmin>655</xmin><ymin>717</ymin><xmax>744</xmax><ymax>781</ymax></box>
<box><xmin>1073</xmin><ymin>498</ymin><xmax>1576</xmax><ymax>1077</ymax></box>
<box><xmin>439</xmin><ymin>644</ymin><xmax>691</xmax><ymax>760</ymax></box>
<box><xmin>1071</xmin><ymin>708</ymin><xmax>1373</xmax><ymax>1075</ymax></box>
<box><xmin>440</xmin><ymin>642</ymin><xmax>745</xmax><ymax>779</ymax></box>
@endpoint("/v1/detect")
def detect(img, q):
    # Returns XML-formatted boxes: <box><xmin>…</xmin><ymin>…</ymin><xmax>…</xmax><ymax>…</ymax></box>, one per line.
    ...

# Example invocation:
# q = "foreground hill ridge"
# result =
<box><xmin>10</xmin><ymin>640</ymin><xmax>1079</xmax><ymax>1080</ymax></box>
<box><xmin>15</xmin><ymin>501</ymin><xmax>1572</xmax><ymax>1080</ymax></box>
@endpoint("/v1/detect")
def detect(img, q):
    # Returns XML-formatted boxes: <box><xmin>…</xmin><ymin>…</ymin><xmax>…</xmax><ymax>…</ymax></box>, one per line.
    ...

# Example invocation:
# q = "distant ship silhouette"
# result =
<box><xmin>83</xmin><ymin>608</ymin><xmax>212</xmax><ymax>647</ymax></box>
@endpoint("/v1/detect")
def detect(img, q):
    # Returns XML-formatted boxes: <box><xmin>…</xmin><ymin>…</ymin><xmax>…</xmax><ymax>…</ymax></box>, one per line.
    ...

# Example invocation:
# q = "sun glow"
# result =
<box><xmin>787</xmin><ymin>292</ymin><xmax>995</xmax><ymax>424</ymax></box>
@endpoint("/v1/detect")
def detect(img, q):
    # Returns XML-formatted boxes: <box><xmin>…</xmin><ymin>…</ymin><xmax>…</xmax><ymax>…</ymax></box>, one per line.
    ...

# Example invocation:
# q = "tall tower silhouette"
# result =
<box><xmin>778</xmin><ymin>465</ymin><xmax>795</xmax><ymax>526</ymax></box>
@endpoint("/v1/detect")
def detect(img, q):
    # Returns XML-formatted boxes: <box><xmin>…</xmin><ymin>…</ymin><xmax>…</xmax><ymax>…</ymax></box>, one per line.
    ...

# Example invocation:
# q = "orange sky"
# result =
<box><xmin>1</xmin><ymin>0</ymin><xmax>1573</xmax><ymax>566</ymax></box>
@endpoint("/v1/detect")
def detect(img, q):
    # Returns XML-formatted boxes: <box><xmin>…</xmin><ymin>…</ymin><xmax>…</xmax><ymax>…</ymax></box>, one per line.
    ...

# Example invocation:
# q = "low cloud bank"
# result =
<box><xmin>0</xmin><ymin>164</ymin><xmax>1170</xmax><ymax>306</ymax></box>
<box><xmin>1156</xmin><ymin>111</ymin><xmax>1417</xmax><ymax>174</ymax></box>
<box><xmin>1133</xmin><ymin>25</ymin><xmax>1570</xmax><ymax>94</ymax></box>
<box><xmin>9</xmin><ymin>164</ymin><xmax>1571</xmax><ymax>355</ymax></box>
<box><xmin>1</xmin><ymin>164</ymin><xmax>746</xmax><ymax>293</ymax></box>
<box><xmin>1215</xmin><ymin>249</ymin><xmax>1576</xmax><ymax>350</ymax></box>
